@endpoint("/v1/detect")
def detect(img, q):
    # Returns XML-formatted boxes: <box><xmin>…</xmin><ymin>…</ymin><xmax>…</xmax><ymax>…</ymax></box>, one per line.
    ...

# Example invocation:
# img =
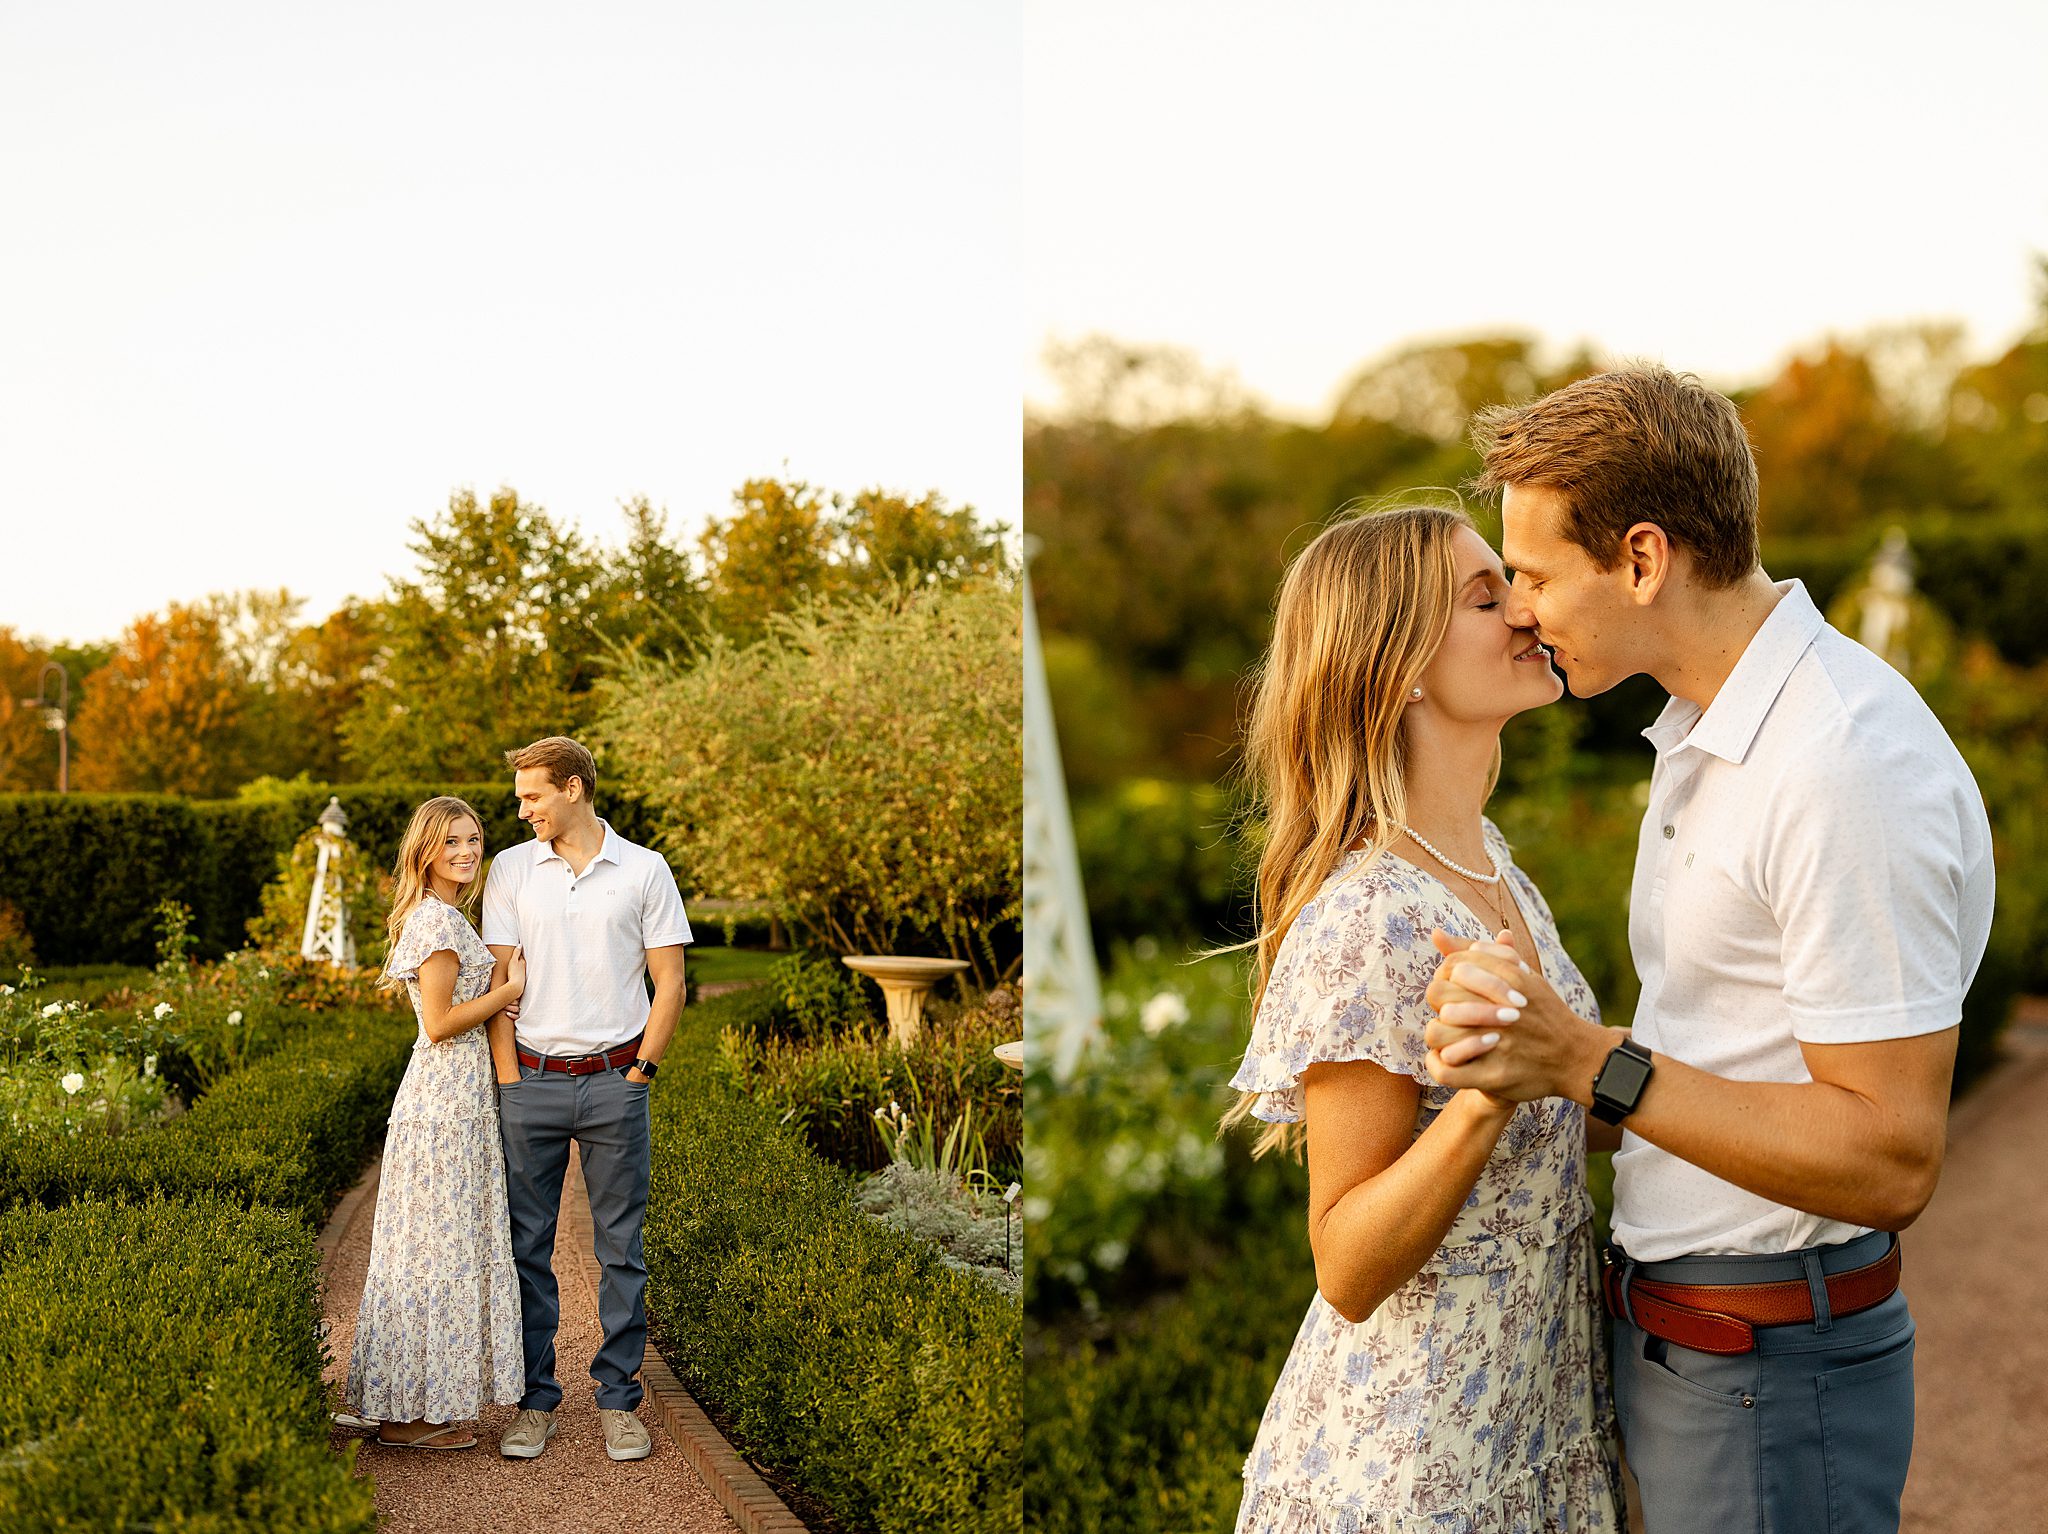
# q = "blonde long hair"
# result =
<box><xmin>1217</xmin><ymin>502</ymin><xmax>1497</xmax><ymax>1159</ymax></box>
<box><xmin>381</xmin><ymin>796</ymin><xmax>486</xmax><ymax>989</ymax></box>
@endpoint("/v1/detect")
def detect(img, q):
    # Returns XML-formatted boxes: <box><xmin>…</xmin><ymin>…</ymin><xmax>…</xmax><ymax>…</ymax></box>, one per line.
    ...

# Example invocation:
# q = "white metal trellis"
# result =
<box><xmin>1022</xmin><ymin>562</ymin><xmax>1102</xmax><ymax>1081</ymax></box>
<box><xmin>299</xmin><ymin>796</ymin><xmax>357</xmax><ymax>967</ymax></box>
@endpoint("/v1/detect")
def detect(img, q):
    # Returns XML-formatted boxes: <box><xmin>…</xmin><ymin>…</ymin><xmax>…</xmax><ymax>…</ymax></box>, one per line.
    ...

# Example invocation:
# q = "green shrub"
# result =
<box><xmin>645</xmin><ymin>988</ymin><xmax>1020</xmax><ymax>1534</ymax></box>
<box><xmin>854</xmin><ymin>1160</ymin><xmax>1020</xmax><ymax>1297</ymax></box>
<box><xmin>0</xmin><ymin>782</ymin><xmax>658</xmax><ymax>966</ymax></box>
<box><xmin>715</xmin><ymin>985</ymin><xmax>1021</xmax><ymax>1181</ymax></box>
<box><xmin>1024</xmin><ymin>1220</ymin><xmax>1316</xmax><ymax>1534</ymax></box>
<box><xmin>0</xmin><ymin>1009</ymin><xmax>411</xmax><ymax>1226</ymax></box>
<box><xmin>1070</xmin><ymin>778</ymin><xmax>1250</xmax><ymax>948</ymax></box>
<box><xmin>0</xmin><ymin>1196</ymin><xmax>377</xmax><ymax>1532</ymax></box>
<box><xmin>595</xmin><ymin>582</ymin><xmax>1022</xmax><ymax>987</ymax></box>
<box><xmin>764</xmin><ymin>951</ymin><xmax>875</xmax><ymax>1042</ymax></box>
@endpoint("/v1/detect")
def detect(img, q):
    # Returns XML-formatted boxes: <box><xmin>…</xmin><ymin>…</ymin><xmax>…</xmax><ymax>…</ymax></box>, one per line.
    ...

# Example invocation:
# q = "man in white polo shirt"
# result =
<box><xmin>479</xmin><ymin>736</ymin><xmax>691</xmax><ymax>1465</ymax></box>
<box><xmin>1420</xmin><ymin>367</ymin><xmax>1993</xmax><ymax>1534</ymax></box>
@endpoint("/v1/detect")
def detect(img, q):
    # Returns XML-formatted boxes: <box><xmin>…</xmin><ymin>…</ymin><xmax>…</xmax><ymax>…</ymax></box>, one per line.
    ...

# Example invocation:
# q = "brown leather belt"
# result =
<box><xmin>1601</xmin><ymin>1236</ymin><xmax>1902</xmax><ymax>1355</ymax></box>
<box><xmin>513</xmin><ymin>1035</ymin><xmax>643</xmax><ymax>1077</ymax></box>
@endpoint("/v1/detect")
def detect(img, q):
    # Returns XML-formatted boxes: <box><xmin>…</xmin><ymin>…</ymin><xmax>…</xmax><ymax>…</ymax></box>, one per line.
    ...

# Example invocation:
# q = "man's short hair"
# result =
<box><xmin>505</xmin><ymin>736</ymin><xmax>598</xmax><ymax>800</ymax></box>
<box><xmin>1470</xmin><ymin>364</ymin><xmax>1760</xmax><ymax>588</ymax></box>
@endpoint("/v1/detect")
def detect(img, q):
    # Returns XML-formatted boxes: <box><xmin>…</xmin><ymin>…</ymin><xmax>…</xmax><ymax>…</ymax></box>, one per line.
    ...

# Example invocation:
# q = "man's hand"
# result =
<box><xmin>624</xmin><ymin>1066</ymin><xmax>652</xmax><ymax>1086</ymax></box>
<box><xmin>1422</xmin><ymin>928</ymin><xmax>1613</xmax><ymax>1104</ymax></box>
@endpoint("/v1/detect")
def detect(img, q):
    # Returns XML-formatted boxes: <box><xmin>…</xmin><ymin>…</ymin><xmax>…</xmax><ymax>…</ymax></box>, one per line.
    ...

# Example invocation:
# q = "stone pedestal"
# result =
<box><xmin>842</xmin><ymin>955</ymin><xmax>971</xmax><ymax>1048</ymax></box>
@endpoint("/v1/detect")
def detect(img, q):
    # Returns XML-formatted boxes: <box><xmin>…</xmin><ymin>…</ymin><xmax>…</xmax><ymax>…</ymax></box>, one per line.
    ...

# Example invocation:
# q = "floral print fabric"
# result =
<box><xmin>1228</xmin><ymin>820</ymin><xmax>1624</xmax><ymax>1532</ymax></box>
<box><xmin>346</xmin><ymin>895</ymin><xmax>524</xmax><ymax>1423</ymax></box>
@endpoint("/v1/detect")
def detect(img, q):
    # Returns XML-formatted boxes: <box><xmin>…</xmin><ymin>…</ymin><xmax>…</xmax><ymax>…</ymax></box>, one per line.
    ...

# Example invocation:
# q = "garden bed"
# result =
<box><xmin>0</xmin><ymin>1195</ymin><xmax>379</xmax><ymax>1532</ymax></box>
<box><xmin>644</xmin><ymin>983</ymin><xmax>1021</xmax><ymax>1534</ymax></box>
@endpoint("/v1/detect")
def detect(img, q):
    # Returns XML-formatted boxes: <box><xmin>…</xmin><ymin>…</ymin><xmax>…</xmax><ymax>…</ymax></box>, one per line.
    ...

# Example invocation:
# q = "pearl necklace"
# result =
<box><xmin>1399</xmin><ymin>824</ymin><xmax>1503</xmax><ymax>885</ymax></box>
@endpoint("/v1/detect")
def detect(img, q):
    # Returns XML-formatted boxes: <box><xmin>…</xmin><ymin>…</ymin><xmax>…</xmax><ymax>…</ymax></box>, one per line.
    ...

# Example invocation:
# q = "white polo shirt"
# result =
<box><xmin>480</xmin><ymin>819</ymin><xmax>694</xmax><ymax>1057</ymax></box>
<box><xmin>1611</xmin><ymin>579</ymin><xmax>1994</xmax><ymax>1261</ymax></box>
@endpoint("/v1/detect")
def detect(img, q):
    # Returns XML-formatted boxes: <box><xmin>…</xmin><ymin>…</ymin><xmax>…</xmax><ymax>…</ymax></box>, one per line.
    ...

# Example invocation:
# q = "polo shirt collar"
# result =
<box><xmin>1640</xmin><ymin>579</ymin><xmax>1825</xmax><ymax>765</ymax></box>
<box><xmin>535</xmin><ymin>818</ymin><xmax>621</xmax><ymax>869</ymax></box>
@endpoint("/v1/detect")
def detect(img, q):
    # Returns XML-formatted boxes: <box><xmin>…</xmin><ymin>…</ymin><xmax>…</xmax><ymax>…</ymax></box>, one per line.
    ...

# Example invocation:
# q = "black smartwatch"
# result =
<box><xmin>630</xmin><ymin>1057</ymin><xmax>659</xmax><ymax>1081</ymax></box>
<box><xmin>1590</xmin><ymin>1039</ymin><xmax>1654</xmax><ymax>1125</ymax></box>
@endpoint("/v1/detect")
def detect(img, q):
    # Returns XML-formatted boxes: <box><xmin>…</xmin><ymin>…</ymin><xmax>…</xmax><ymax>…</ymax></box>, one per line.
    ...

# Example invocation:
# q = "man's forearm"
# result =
<box><xmin>637</xmin><ymin>980</ymin><xmax>685</xmax><ymax>1065</ymax></box>
<box><xmin>1594</xmin><ymin>1042</ymin><xmax>1939</xmax><ymax>1230</ymax></box>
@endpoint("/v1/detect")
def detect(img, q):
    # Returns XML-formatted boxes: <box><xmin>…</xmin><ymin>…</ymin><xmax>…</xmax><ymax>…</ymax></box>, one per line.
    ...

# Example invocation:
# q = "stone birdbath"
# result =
<box><xmin>991</xmin><ymin>1041</ymin><xmax>1023</xmax><ymax>1072</ymax></box>
<box><xmin>842</xmin><ymin>955</ymin><xmax>971</xmax><ymax>1049</ymax></box>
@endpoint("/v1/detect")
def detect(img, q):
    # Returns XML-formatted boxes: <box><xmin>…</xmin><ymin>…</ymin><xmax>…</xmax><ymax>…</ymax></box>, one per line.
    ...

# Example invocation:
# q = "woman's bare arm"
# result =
<box><xmin>1304</xmin><ymin>1062</ymin><xmax>1515</xmax><ymax>1323</ymax></box>
<box><xmin>416</xmin><ymin>948</ymin><xmax>524</xmax><ymax>1044</ymax></box>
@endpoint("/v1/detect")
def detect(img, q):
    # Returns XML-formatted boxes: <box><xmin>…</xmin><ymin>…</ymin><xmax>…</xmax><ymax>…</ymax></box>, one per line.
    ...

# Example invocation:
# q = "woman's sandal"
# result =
<box><xmin>376</xmin><ymin>1422</ymin><xmax>477</xmax><ymax>1450</ymax></box>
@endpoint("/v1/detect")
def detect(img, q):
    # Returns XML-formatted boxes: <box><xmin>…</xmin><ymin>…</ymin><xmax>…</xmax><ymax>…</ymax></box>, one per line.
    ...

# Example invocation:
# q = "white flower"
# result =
<box><xmin>1140</xmin><ymin>991</ymin><xmax>1189</xmax><ymax>1036</ymax></box>
<box><xmin>41</xmin><ymin>1002</ymin><xmax>62</xmax><ymax>1018</ymax></box>
<box><xmin>153</xmin><ymin>1002</ymin><xmax>174</xmax><ymax>1020</ymax></box>
<box><xmin>0</xmin><ymin>983</ymin><xmax>12</xmax><ymax>995</ymax></box>
<box><xmin>60</xmin><ymin>1072</ymin><xmax>84</xmax><ymax>1095</ymax></box>
<box><xmin>143</xmin><ymin>1054</ymin><xmax>158</xmax><ymax>1078</ymax></box>
<box><xmin>226</xmin><ymin>1010</ymin><xmax>243</xmax><ymax>1026</ymax></box>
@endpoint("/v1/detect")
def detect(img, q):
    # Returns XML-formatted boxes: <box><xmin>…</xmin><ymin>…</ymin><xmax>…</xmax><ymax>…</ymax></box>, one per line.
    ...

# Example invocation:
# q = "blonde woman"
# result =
<box><xmin>344</xmin><ymin>796</ymin><xmax>527</xmax><ymax>1449</ymax></box>
<box><xmin>1224</xmin><ymin>505</ymin><xmax>1623</xmax><ymax>1531</ymax></box>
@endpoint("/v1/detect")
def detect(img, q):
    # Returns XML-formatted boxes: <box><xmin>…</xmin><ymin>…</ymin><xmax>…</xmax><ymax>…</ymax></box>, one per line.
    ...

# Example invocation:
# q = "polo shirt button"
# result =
<box><xmin>1662</xmin><ymin>825</ymin><xmax>1675</xmax><ymax>839</ymax></box>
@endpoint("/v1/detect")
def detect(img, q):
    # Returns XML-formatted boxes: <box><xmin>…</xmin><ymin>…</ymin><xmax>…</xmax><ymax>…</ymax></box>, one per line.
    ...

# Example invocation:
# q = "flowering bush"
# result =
<box><xmin>1024</xmin><ymin>941</ymin><xmax>1304</xmax><ymax>1318</ymax></box>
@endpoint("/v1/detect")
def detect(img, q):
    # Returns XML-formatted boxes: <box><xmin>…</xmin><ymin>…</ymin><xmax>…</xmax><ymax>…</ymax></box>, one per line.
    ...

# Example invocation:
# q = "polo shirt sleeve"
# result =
<box><xmin>640</xmin><ymin>855</ymin><xmax>694</xmax><ymax>949</ymax></box>
<box><xmin>1765</xmin><ymin>744</ymin><xmax>1970</xmax><ymax>1044</ymax></box>
<box><xmin>480</xmin><ymin>854</ymin><xmax>520</xmax><ymax>948</ymax></box>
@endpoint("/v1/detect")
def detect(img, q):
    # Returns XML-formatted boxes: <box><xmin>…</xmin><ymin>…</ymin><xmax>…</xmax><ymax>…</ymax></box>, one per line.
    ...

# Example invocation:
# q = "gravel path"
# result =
<box><xmin>322</xmin><ymin>1140</ymin><xmax>742</xmax><ymax>1534</ymax></box>
<box><xmin>1898</xmin><ymin>1007</ymin><xmax>2048</xmax><ymax>1533</ymax></box>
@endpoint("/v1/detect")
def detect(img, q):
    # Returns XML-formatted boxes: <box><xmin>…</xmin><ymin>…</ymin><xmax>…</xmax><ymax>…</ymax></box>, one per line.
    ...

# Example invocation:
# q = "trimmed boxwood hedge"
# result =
<box><xmin>0</xmin><ymin>783</ymin><xmax>657</xmax><ymax>966</ymax></box>
<box><xmin>0</xmin><ymin>1009</ymin><xmax>412</xmax><ymax>1226</ymax></box>
<box><xmin>0</xmin><ymin>1195</ymin><xmax>378</xmax><ymax>1532</ymax></box>
<box><xmin>644</xmin><ymin>987</ymin><xmax>1021</xmax><ymax>1533</ymax></box>
<box><xmin>1025</xmin><ymin>1215</ymin><xmax>1316</xmax><ymax>1534</ymax></box>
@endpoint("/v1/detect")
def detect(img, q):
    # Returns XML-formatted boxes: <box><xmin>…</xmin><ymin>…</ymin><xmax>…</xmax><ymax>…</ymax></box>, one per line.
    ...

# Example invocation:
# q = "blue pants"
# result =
<box><xmin>1612</xmin><ymin>1229</ymin><xmax>1915</xmax><ymax>1534</ymax></box>
<box><xmin>496</xmin><ymin>1058</ymin><xmax>652</xmax><ymax>1412</ymax></box>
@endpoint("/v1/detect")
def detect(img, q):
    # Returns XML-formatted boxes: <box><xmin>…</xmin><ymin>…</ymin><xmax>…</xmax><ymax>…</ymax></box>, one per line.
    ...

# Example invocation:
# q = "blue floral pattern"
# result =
<box><xmin>1229</xmin><ymin>820</ymin><xmax>1623</xmax><ymax>1532</ymax></box>
<box><xmin>345</xmin><ymin>895</ymin><xmax>524</xmax><ymax>1423</ymax></box>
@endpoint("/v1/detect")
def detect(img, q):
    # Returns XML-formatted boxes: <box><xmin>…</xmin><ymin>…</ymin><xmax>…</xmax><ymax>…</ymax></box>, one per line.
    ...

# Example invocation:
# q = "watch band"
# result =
<box><xmin>631</xmin><ymin>1057</ymin><xmax>659</xmax><ymax>1080</ymax></box>
<box><xmin>1590</xmin><ymin>1039</ymin><xmax>1654</xmax><ymax>1125</ymax></box>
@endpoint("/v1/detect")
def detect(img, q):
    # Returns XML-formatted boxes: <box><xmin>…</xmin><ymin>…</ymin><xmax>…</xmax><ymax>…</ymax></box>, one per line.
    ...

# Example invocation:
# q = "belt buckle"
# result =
<box><xmin>562</xmin><ymin>1051</ymin><xmax>605</xmax><ymax>1077</ymax></box>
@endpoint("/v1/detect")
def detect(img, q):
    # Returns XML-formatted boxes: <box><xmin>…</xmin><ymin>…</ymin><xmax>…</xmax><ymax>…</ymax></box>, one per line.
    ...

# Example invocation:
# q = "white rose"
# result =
<box><xmin>41</xmin><ymin>1002</ymin><xmax>63</xmax><ymax>1018</ymax></box>
<box><xmin>1140</xmin><ymin>991</ymin><xmax>1189</xmax><ymax>1036</ymax></box>
<box><xmin>61</xmin><ymin>1072</ymin><xmax>84</xmax><ymax>1095</ymax></box>
<box><xmin>143</xmin><ymin>1054</ymin><xmax>158</xmax><ymax>1078</ymax></box>
<box><xmin>227</xmin><ymin>1010</ymin><xmax>243</xmax><ymax>1026</ymax></box>
<box><xmin>153</xmin><ymin>1002</ymin><xmax>175</xmax><ymax>1020</ymax></box>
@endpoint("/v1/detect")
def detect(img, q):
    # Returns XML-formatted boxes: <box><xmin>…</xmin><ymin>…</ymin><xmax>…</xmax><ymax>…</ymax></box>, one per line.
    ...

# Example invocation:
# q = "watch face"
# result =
<box><xmin>1600</xmin><ymin>1048</ymin><xmax>1652</xmax><ymax>1104</ymax></box>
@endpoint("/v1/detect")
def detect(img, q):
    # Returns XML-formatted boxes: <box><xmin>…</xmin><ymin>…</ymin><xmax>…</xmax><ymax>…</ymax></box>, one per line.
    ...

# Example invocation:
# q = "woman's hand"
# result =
<box><xmin>505</xmin><ymin>944</ymin><xmax>527</xmax><ymax>998</ymax></box>
<box><xmin>1423</xmin><ymin>932</ymin><xmax>1608</xmax><ymax>1105</ymax></box>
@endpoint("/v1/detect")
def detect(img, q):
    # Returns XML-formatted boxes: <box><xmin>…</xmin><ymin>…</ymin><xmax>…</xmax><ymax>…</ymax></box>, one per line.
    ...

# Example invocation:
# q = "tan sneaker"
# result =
<box><xmin>499</xmin><ymin>1408</ymin><xmax>557</xmax><ymax>1459</ymax></box>
<box><xmin>600</xmin><ymin>1407</ymin><xmax>652</xmax><ymax>1461</ymax></box>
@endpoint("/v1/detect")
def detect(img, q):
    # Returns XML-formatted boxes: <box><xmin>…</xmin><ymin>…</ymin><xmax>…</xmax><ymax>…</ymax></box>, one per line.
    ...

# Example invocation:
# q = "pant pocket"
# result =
<box><xmin>1816</xmin><ymin>1326</ymin><xmax>1915</xmax><ymax>1534</ymax></box>
<box><xmin>1618</xmin><ymin>1328</ymin><xmax>1762</xmax><ymax>1534</ymax></box>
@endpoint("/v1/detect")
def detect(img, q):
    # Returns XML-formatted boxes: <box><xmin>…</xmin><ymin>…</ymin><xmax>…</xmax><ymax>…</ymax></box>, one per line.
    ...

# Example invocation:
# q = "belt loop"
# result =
<box><xmin>1801</xmin><ymin>1247</ymin><xmax>1833</xmax><ymax>1332</ymax></box>
<box><xmin>1618</xmin><ymin>1256</ymin><xmax>1641</xmax><ymax>1332</ymax></box>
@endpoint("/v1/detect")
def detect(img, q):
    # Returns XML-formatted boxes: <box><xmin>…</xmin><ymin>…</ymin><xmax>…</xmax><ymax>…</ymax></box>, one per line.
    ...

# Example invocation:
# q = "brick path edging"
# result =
<box><xmin>318</xmin><ymin>1135</ymin><xmax>810</xmax><ymax>1534</ymax></box>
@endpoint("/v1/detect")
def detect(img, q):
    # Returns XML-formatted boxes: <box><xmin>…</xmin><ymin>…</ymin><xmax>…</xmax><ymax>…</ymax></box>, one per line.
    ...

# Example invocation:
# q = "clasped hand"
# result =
<box><xmin>1423</xmin><ymin>928</ymin><xmax>1597</xmax><ymax>1104</ymax></box>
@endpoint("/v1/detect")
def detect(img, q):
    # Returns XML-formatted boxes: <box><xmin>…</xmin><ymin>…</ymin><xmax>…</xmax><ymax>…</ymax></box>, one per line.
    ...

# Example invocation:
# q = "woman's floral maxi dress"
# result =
<box><xmin>346</xmin><ymin>894</ymin><xmax>524</xmax><ymax>1422</ymax></box>
<box><xmin>1229</xmin><ymin>820</ymin><xmax>1625</xmax><ymax>1534</ymax></box>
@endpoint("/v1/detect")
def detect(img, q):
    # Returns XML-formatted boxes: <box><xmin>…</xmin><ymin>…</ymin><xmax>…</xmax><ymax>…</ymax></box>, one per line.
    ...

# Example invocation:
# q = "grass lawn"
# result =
<box><xmin>688</xmin><ymin>945</ymin><xmax>786</xmax><ymax>986</ymax></box>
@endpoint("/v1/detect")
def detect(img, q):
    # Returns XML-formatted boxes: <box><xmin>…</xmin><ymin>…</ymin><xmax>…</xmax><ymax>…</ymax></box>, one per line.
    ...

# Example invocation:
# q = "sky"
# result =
<box><xmin>0</xmin><ymin>2</ymin><xmax>1019</xmax><ymax>645</ymax></box>
<box><xmin>1025</xmin><ymin>0</ymin><xmax>2048</xmax><ymax>418</ymax></box>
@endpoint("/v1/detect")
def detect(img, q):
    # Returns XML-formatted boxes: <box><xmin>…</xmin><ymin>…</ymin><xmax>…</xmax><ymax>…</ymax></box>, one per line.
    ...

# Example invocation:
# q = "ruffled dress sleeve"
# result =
<box><xmin>383</xmin><ymin>899</ymin><xmax>459</xmax><ymax>987</ymax></box>
<box><xmin>1227</xmin><ymin>859</ymin><xmax>1441</xmax><ymax>1123</ymax></box>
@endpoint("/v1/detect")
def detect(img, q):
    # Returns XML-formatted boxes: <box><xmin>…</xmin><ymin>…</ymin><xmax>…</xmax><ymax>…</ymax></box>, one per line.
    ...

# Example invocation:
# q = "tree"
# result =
<box><xmin>340</xmin><ymin>487</ymin><xmax>605</xmax><ymax>780</ymax></box>
<box><xmin>595</xmin><ymin>582</ymin><xmax>1022</xmax><ymax>984</ymax></box>
<box><xmin>0</xmin><ymin>627</ymin><xmax>59</xmax><ymax>792</ymax></box>
<box><xmin>590</xmin><ymin>496</ymin><xmax>711</xmax><ymax>657</ymax></box>
<box><xmin>699</xmin><ymin>478</ymin><xmax>1013</xmax><ymax>645</ymax></box>
<box><xmin>68</xmin><ymin>604</ymin><xmax>250</xmax><ymax>796</ymax></box>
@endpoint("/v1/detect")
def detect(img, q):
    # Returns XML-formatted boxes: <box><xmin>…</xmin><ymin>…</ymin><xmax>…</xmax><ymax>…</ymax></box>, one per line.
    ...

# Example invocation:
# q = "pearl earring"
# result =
<box><xmin>1409</xmin><ymin>687</ymin><xmax>1423</xmax><ymax>701</ymax></box>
